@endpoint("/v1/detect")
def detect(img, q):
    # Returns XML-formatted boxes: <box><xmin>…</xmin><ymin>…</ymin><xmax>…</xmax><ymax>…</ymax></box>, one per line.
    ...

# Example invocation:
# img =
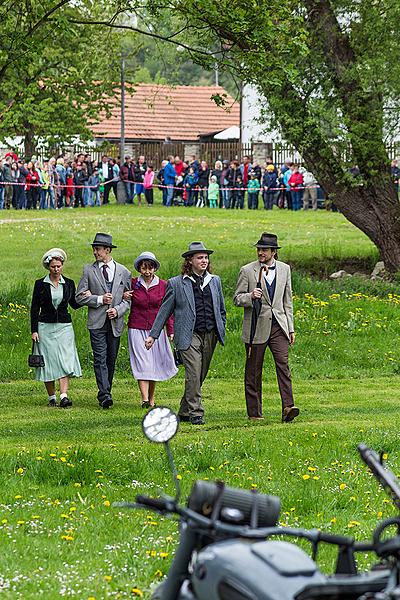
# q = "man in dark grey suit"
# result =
<box><xmin>76</xmin><ymin>233</ymin><xmax>131</xmax><ymax>408</ymax></box>
<box><xmin>145</xmin><ymin>242</ymin><xmax>226</xmax><ymax>425</ymax></box>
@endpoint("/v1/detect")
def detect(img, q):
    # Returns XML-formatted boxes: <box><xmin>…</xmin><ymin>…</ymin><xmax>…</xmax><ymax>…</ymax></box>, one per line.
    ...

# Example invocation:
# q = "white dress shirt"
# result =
<box><xmin>97</xmin><ymin>259</ymin><xmax>116</xmax><ymax>304</ymax></box>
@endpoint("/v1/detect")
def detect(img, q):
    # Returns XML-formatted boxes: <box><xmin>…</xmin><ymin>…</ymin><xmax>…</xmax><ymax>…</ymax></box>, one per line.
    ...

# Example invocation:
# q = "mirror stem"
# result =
<box><xmin>165</xmin><ymin>441</ymin><xmax>181</xmax><ymax>503</ymax></box>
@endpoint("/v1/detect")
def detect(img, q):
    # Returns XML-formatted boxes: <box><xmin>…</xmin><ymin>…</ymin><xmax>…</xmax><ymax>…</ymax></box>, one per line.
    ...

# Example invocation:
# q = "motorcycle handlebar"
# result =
<box><xmin>135</xmin><ymin>495</ymin><xmax>173</xmax><ymax>512</ymax></box>
<box><xmin>358</xmin><ymin>444</ymin><xmax>400</xmax><ymax>511</ymax></box>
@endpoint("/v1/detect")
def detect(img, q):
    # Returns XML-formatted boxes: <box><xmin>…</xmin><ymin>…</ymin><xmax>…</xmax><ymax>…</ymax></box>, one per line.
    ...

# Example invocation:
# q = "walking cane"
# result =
<box><xmin>248</xmin><ymin>266</ymin><xmax>266</xmax><ymax>358</ymax></box>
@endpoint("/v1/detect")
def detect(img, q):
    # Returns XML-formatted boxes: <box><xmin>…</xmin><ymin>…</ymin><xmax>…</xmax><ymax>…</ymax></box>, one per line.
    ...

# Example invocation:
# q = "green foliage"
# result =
<box><xmin>0</xmin><ymin>0</ymin><xmax>123</xmax><ymax>155</ymax></box>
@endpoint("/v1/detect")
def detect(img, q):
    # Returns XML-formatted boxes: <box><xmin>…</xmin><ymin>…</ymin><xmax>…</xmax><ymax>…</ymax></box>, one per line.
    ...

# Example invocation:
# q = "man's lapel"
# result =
<box><xmin>272</xmin><ymin>262</ymin><xmax>284</xmax><ymax>306</ymax></box>
<box><xmin>182</xmin><ymin>277</ymin><xmax>196</xmax><ymax>314</ymax></box>
<box><xmin>111</xmin><ymin>262</ymin><xmax>122</xmax><ymax>296</ymax></box>
<box><xmin>92</xmin><ymin>262</ymin><xmax>107</xmax><ymax>293</ymax></box>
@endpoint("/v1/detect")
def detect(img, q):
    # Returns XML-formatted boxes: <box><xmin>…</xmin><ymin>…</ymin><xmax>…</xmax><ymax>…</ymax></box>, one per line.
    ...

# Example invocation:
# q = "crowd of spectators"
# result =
<box><xmin>0</xmin><ymin>150</ymin><xmax>326</xmax><ymax>211</ymax></box>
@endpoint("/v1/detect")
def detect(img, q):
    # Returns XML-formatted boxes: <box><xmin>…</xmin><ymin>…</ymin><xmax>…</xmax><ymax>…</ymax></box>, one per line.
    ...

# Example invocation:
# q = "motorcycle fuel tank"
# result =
<box><xmin>190</xmin><ymin>539</ymin><xmax>326</xmax><ymax>600</ymax></box>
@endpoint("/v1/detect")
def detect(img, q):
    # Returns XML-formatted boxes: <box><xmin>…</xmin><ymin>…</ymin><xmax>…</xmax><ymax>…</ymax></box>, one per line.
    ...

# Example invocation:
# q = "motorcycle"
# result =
<box><xmin>114</xmin><ymin>407</ymin><xmax>400</xmax><ymax>600</ymax></box>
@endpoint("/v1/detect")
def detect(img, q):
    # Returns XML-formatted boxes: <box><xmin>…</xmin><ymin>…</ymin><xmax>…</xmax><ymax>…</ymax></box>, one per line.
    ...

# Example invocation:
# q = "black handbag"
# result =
<box><xmin>173</xmin><ymin>346</ymin><xmax>183</xmax><ymax>367</ymax></box>
<box><xmin>28</xmin><ymin>341</ymin><xmax>45</xmax><ymax>368</ymax></box>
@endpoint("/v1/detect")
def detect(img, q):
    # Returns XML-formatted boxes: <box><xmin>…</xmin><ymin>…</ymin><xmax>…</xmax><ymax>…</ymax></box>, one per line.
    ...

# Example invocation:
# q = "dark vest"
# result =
<box><xmin>191</xmin><ymin>275</ymin><xmax>216</xmax><ymax>333</ymax></box>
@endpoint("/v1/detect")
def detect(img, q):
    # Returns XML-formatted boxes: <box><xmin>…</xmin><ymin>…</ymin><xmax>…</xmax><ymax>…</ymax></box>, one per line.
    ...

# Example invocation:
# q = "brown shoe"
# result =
<box><xmin>248</xmin><ymin>416</ymin><xmax>264</xmax><ymax>421</ymax></box>
<box><xmin>282</xmin><ymin>406</ymin><xmax>300</xmax><ymax>423</ymax></box>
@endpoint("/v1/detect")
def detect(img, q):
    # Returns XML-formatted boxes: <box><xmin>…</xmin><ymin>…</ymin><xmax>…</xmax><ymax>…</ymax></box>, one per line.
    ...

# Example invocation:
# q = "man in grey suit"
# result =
<box><xmin>76</xmin><ymin>233</ymin><xmax>131</xmax><ymax>408</ymax></box>
<box><xmin>234</xmin><ymin>232</ymin><xmax>299</xmax><ymax>422</ymax></box>
<box><xmin>145</xmin><ymin>242</ymin><xmax>226</xmax><ymax>425</ymax></box>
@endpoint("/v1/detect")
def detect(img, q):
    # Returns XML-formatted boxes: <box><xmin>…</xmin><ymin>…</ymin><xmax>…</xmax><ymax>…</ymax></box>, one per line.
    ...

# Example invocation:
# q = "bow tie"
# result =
<box><xmin>265</xmin><ymin>265</ymin><xmax>276</xmax><ymax>271</ymax></box>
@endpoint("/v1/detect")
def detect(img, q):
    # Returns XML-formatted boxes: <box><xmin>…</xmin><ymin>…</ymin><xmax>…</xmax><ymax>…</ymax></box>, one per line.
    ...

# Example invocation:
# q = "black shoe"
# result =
<box><xmin>101</xmin><ymin>398</ymin><xmax>113</xmax><ymax>409</ymax></box>
<box><xmin>48</xmin><ymin>399</ymin><xmax>57</xmax><ymax>407</ymax></box>
<box><xmin>190</xmin><ymin>416</ymin><xmax>205</xmax><ymax>425</ymax></box>
<box><xmin>60</xmin><ymin>397</ymin><xmax>72</xmax><ymax>408</ymax></box>
<box><xmin>141</xmin><ymin>400</ymin><xmax>150</xmax><ymax>409</ymax></box>
<box><xmin>178</xmin><ymin>414</ymin><xmax>190</xmax><ymax>422</ymax></box>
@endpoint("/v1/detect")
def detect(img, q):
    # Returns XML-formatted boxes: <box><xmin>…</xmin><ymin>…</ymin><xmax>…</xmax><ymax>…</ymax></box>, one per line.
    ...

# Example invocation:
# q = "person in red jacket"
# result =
<box><xmin>25</xmin><ymin>161</ymin><xmax>40</xmax><ymax>210</ymax></box>
<box><xmin>124</xmin><ymin>252</ymin><xmax>177</xmax><ymax>408</ymax></box>
<box><xmin>288</xmin><ymin>164</ymin><xmax>304</xmax><ymax>211</ymax></box>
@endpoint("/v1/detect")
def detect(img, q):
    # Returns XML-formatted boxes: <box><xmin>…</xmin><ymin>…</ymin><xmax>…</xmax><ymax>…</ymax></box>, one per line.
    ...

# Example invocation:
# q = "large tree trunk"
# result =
<box><xmin>23</xmin><ymin>125</ymin><xmax>36</xmax><ymax>160</ymax></box>
<box><xmin>322</xmin><ymin>179</ymin><xmax>400</xmax><ymax>271</ymax></box>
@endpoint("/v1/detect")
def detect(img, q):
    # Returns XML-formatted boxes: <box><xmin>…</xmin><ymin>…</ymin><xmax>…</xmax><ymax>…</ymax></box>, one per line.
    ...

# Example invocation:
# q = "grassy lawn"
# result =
<box><xmin>1</xmin><ymin>204</ymin><xmax>400</xmax><ymax>598</ymax></box>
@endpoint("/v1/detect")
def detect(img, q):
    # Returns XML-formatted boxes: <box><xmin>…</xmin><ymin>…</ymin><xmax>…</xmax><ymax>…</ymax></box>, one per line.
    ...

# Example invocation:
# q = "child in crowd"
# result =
<box><xmin>98</xmin><ymin>168</ymin><xmax>105</xmax><ymax>204</ymax></box>
<box><xmin>232</xmin><ymin>174</ymin><xmax>245</xmax><ymax>209</ymax></box>
<box><xmin>247</xmin><ymin>171</ymin><xmax>261</xmax><ymax>209</ymax></box>
<box><xmin>208</xmin><ymin>175</ymin><xmax>219</xmax><ymax>208</ymax></box>
<box><xmin>143</xmin><ymin>164</ymin><xmax>155</xmax><ymax>205</ymax></box>
<box><xmin>88</xmin><ymin>169</ymin><xmax>101</xmax><ymax>206</ymax></box>
<box><xmin>183</xmin><ymin>166</ymin><xmax>199</xmax><ymax>207</ymax></box>
<box><xmin>263</xmin><ymin>164</ymin><xmax>278</xmax><ymax>210</ymax></box>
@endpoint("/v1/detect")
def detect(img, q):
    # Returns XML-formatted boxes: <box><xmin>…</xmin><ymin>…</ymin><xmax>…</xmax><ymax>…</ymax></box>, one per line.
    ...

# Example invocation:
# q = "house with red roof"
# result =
<box><xmin>91</xmin><ymin>83</ymin><xmax>239</xmax><ymax>143</ymax></box>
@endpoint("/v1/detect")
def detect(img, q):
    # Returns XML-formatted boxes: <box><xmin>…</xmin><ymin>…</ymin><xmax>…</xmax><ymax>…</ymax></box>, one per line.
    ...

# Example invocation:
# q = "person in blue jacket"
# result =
<box><xmin>163</xmin><ymin>156</ymin><xmax>177</xmax><ymax>207</ymax></box>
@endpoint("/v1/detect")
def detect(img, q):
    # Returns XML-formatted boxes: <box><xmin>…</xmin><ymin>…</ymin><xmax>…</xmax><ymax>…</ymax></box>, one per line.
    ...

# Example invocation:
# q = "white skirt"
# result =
<box><xmin>128</xmin><ymin>328</ymin><xmax>178</xmax><ymax>381</ymax></box>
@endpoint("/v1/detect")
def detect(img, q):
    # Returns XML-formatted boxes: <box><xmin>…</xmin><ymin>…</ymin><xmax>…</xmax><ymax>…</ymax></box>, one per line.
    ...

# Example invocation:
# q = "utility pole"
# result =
<box><xmin>120</xmin><ymin>52</ymin><xmax>125</xmax><ymax>161</ymax></box>
<box><xmin>214</xmin><ymin>62</ymin><xmax>219</xmax><ymax>87</ymax></box>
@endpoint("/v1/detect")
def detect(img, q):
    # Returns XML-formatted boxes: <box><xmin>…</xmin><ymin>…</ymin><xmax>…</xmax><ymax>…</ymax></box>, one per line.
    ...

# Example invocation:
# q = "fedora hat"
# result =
<box><xmin>134</xmin><ymin>251</ymin><xmax>160</xmax><ymax>272</ymax></box>
<box><xmin>182</xmin><ymin>241</ymin><xmax>214</xmax><ymax>258</ymax></box>
<box><xmin>253</xmin><ymin>232</ymin><xmax>281</xmax><ymax>249</ymax></box>
<box><xmin>91</xmin><ymin>232</ymin><xmax>117</xmax><ymax>248</ymax></box>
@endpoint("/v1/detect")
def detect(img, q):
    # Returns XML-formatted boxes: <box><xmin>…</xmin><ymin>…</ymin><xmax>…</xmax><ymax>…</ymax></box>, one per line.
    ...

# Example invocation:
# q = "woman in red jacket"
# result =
<box><xmin>288</xmin><ymin>164</ymin><xmax>304</xmax><ymax>211</ymax></box>
<box><xmin>124</xmin><ymin>252</ymin><xmax>177</xmax><ymax>408</ymax></box>
<box><xmin>25</xmin><ymin>162</ymin><xmax>40</xmax><ymax>210</ymax></box>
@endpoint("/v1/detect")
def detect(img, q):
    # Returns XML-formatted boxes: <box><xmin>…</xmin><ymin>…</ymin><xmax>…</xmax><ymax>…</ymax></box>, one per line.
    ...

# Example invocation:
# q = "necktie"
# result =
<box><xmin>102</xmin><ymin>264</ymin><xmax>109</xmax><ymax>282</ymax></box>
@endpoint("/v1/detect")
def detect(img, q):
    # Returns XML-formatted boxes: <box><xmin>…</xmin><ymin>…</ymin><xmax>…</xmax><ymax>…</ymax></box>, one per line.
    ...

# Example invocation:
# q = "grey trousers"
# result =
<box><xmin>89</xmin><ymin>320</ymin><xmax>120</xmax><ymax>403</ymax></box>
<box><xmin>179</xmin><ymin>330</ymin><xmax>217</xmax><ymax>418</ymax></box>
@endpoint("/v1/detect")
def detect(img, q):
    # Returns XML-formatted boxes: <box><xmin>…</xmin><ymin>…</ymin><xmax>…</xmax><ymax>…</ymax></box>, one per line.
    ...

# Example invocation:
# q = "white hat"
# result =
<box><xmin>42</xmin><ymin>248</ymin><xmax>67</xmax><ymax>270</ymax></box>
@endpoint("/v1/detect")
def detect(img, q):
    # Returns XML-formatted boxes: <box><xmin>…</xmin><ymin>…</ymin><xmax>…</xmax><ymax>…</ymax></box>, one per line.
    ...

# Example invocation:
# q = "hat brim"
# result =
<box><xmin>91</xmin><ymin>242</ymin><xmax>117</xmax><ymax>248</ymax></box>
<box><xmin>253</xmin><ymin>243</ymin><xmax>281</xmax><ymax>249</ymax></box>
<box><xmin>182</xmin><ymin>249</ymin><xmax>214</xmax><ymax>258</ymax></box>
<box><xmin>134</xmin><ymin>258</ymin><xmax>160</xmax><ymax>272</ymax></box>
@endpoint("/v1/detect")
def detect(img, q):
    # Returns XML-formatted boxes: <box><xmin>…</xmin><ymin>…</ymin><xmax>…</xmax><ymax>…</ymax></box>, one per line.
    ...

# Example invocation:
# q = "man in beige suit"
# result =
<box><xmin>234</xmin><ymin>232</ymin><xmax>299</xmax><ymax>422</ymax></box>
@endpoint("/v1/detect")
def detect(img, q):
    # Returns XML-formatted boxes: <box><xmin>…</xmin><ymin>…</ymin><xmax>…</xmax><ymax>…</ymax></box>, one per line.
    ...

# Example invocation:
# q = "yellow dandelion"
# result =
<box><xmin>61</xmin><ymin>535</ymin><xmax>74</xmax><ymax>541</ymax></box>
<box><xmin>104</xmin><ymin>575</ymin><xmax>112</xmax><ymax>582</ymax></box>
<box><xmin>16</xmin><ymin>467</ymin><xmax>24</xmax><ymax>474</ymax></box>
<box><xmin>155</xmin><ymin>569</ymin><xmax>163</xmax><ymax>577</ymax></box>
<box><xmin>339</xmin><ymin>483</ymin><xmax>347</xmax><ymax>490</ymax></box>
<box><xmin>159</xmin><ymin>552</ymin><xmax>169</xmax><ymax>558</ymax></box>
<box><xmin>302</xmin><ymin>474</ymin><xmax>310</xmax><ymax>480</ymax></box>
<box><xmin>131</xmin><ymin>589</ymin><xmax>143</xmax><ymax>597</ymax></box>
<box><xmin>104</xmin><ymin>500</ymin><xmax>111</xmax><ymax>507</ymax></box>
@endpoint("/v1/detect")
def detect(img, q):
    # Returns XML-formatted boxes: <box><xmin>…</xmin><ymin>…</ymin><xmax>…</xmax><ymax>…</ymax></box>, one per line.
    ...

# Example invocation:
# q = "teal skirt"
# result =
<box><xmin>35</xmin><ymin>322</ymin><xmax>82</xmax><ymax>382</ymax></box>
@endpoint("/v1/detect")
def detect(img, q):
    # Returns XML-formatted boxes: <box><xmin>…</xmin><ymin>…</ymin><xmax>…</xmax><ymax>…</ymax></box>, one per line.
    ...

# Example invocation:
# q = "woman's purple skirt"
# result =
<box><xmin>128</xmin><ymin>328</ymin><xmax>178</xmax><ymax>381</ymax></box>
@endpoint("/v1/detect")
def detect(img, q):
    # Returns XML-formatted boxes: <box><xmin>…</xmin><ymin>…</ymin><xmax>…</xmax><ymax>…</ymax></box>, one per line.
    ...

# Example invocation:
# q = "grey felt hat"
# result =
<box><xmin>182</xmin><ymin>241</ymin><xmax>214</xmax><ymax>258</ymax></box>
<box><xmin>134</xmin><ymin>251</ymin><xmax>160</xmax><ymax>272</ymax></box>
<box><xmin>91</xmin><ymin>233</ymin><xmax>117</xmax><ymax>248</ymax></box>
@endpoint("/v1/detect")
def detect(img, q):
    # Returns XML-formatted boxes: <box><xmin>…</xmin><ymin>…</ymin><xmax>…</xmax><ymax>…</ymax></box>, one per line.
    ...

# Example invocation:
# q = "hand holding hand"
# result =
<box><xmin>81</xmin><ymin>289</ymin><xmax>91</xmax><ymax>298</ymax></box>
<box><xmin>145</xmin><ymin>336</ymin><xmax>155</xmax><ymax>350</ymax></box>
<box><xmin>251</xmin><ymin>287</ymin><xmax>263</xmax><ymax>299</ymax></box>
<box><xmin>103</xmin><ymin>293</ymin><xmax>113</xmax><ymax>305</ymax></box>
<box><xmin>31</xmin><ymin>332</ymin><xmax>39</xmax><ymax>342</ymax></box>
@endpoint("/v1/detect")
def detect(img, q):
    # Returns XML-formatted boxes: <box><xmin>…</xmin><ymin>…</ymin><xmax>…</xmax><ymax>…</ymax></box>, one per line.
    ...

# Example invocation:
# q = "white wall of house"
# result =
<box><xmin>241</xmin><ymin>84</ymin><xmax>283</xmax><ymax>143</ymax></box>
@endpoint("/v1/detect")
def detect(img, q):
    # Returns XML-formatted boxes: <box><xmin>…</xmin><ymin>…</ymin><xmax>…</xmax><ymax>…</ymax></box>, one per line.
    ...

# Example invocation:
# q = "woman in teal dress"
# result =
<box><xmin>30</xmin><ymin>248</ymin><xmax>83</xmax><ymax>407</ymax></box>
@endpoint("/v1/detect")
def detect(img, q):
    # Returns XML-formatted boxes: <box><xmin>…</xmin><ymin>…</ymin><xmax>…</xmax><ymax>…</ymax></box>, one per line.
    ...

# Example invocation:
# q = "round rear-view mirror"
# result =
<box><xmin>142</xmin><ymin>407</ymin><xmax>179</xmax><ymax>443</ymax></box>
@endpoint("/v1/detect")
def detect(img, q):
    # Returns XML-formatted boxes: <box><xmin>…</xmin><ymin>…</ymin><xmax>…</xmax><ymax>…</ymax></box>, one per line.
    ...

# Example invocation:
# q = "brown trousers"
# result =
<box><xmin>245</xmin><ymin>322</ymin><xmax>294</xmax><ymax>417</ymax></box>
